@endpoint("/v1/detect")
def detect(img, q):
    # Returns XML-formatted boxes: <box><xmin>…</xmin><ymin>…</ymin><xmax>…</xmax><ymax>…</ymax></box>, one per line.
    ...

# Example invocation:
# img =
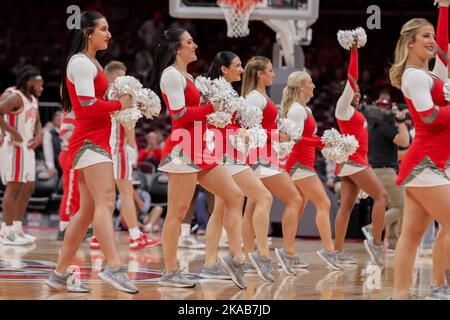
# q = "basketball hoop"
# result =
<box><xmin>217</xmin><ymin>0</ymin><xmax>262</xmax><ymax>38</ymax></box>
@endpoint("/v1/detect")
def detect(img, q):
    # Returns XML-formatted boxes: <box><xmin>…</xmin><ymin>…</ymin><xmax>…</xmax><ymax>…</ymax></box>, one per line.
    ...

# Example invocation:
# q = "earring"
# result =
<box><xmin>89</xmin><ymin>36</ymin><xmax>92</xmax><ymax>39</ymax></box>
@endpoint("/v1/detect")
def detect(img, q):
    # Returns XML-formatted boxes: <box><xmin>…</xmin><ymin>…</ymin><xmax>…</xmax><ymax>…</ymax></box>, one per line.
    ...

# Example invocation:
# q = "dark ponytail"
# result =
<box><xmin>154</xmin><ymin>28</ymin><xmax>186</xmax><ymax>99</ymax></box>
<box><xmin>61</xmin><ymin>11</ymin><xmax>105</xmax><ymax>112</ymax></box>
<box><xmin>206</xmin><ymin>51</ymin><xmax>238</xmax><ymax>80</ymax></box>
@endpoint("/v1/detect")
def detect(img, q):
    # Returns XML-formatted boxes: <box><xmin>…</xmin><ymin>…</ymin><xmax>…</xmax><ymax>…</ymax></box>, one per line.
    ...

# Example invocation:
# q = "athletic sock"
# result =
<box><xmin>129</xmin><ymin>227</ymin><xmax>141</xmax><ymax>240</ymax></box>
<box><xmin>13</xmin><ymin>221</ymin><xmax>23</xmax><ymax>233</ymax></box>
<box><xmin>181</xmin><ymin>223</ymin><xmax>191</xmax><ymax>238</ymax></box>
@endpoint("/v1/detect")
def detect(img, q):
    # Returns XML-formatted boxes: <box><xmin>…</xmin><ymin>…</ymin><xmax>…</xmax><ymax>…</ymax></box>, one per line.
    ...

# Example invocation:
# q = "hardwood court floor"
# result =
<box><xmin>0</xmin><ymin>229</ymin><xmax>445</xmax><ymax>300</ymax></box>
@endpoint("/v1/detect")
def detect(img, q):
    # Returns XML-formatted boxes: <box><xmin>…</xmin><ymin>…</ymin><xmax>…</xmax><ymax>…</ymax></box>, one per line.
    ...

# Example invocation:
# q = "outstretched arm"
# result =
<box><xmin>336</xmin><ymin>47</ymin><xmax>358</xmax><ymax>121</ymax></box>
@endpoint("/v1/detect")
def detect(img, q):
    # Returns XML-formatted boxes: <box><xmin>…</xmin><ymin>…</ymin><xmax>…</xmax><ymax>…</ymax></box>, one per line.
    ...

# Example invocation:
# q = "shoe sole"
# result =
<box><xmin>98</xmin><ymin>272</ymin><xmax>139</xmax><ymax>294</ymax></box>
<box><xmin>426</xmin><ymin>295</ymin><xmax>450</xmax><ymax>300</ymax></box>
<box><xmin>278</xmin><ymin>262</ymin><xmax>310</xmax><ymax>269</ymax></box>
<box><xmin>218</xmin><ymin>257</ymin><xmax>246</xmax><ymax>290</ymax></box>
<box><xmin>363</xmin><ymin>240</ymin><xmax>384</xmax><ymax>267</ymax></box>
<box><xmin>248</xmin><ymin>254</ymin><xmax>273</xmax><ymax>282</ymax></box>
<box><xmin>0</xmin><ymin>239</ymin><xmax>33</xmax><ymax>246</ymax></box>
<box><xmin>274</xmin><ymin>249</ymin><xmax>296</xmax><ymax>276</ymax></box>
<box><xmin>146</xmin><ymin>241</ymin><xmax>161</xmax><ymax>247</ymax></box>
<box><xmin>44</xmin><ymin>279</ymin><xmax>91</xmax><ymax>293</ymax></box>
<box><xmin>316</xmin><ymin>251</ymin><xmax>343</xmax><ymax>271</ymax></box>
<box><xmin>158</xmin><ymin>280</ymin><xmax>196</xmax><ymax>288</ymax></box>
<box><xmin>198</xmin><ymin>273</ymin><xmax>232</xmax><ymax>280</ymax></box>
<box><xmin>44</xmin><ymin>279</ymin><xmax>67</xmax><ymax>291</ymax></box>
<box><xmin>129</xmin><ymin>242</ymin><xmax>159</xmax><ymax>250</ymax></box>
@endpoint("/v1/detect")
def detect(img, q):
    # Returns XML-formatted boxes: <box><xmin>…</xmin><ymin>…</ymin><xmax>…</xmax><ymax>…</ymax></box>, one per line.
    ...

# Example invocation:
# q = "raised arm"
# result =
<box><xmin>336</xmin><ymin>48</ymin><xmax>358</xmax><ymax>121</ymax></box>
<box><xmin>161</xmin><ymin>68</ymin><xmax>214</xmax><ymax>126</ymax></box>
<box><xmin>432</xmin><ymin>3</ymin><xmax>448</xmax><ymax>81</ymax></box>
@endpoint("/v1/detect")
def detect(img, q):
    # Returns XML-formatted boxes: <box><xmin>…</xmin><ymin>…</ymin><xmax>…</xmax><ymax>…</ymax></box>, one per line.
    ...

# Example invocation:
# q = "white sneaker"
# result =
<box><xmin>0</xmin><ymin>231</ymin><xmax>34</xmax><ymax>246</ymax></box>
<box><xmin>178</xmin><ymin>235</ymin><xmax>206</xmax><ymax>250</ymax></box>
<box><xmin>15</xmin><ymin>230</ymin><xmax>36</xmax><ymax>243</ymax></box>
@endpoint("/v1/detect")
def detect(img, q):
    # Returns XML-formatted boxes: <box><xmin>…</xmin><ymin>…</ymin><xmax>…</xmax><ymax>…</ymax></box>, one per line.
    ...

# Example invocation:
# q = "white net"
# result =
<box><xmin>218</xmin><ymin>2</ymin><xmax>257</xmax><ymax>38</ymax></box>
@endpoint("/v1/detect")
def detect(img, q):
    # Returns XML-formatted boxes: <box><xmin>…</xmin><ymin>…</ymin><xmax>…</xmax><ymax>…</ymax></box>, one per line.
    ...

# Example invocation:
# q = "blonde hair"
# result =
<box><xmin>281</xmin><ymin>71</ymin><xmax>311</xmax><ymax>118</ymax></box>
<box><xmin>241</xmin><ymin>56</ymin><xmax>271</xmax><ymax>97</ymax></box>
<box><xmin>389</xmin><ymin>18</ymin><xmax>432</xmax><ymax>89</ymax></box>
<box><xmin>104</xmin><ymin>60</ymin><xmax>127</xmax><ymax>74</ymax></box>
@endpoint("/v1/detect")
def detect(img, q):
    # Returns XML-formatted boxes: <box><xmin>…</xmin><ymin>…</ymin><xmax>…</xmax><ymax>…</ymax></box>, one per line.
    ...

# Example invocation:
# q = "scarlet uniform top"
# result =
<box><xmin>285</xmin><ymin>103</ymin><xmax>323</xmax><ymax>172</ymax></box>
<box><xmin>158</xmin><ymin>67</ymin><xmax>217</xmax><ymax>173</ymax></box>
<box><xmin>66</xmin><ymin>53</ymin><xmax>121</xmax><ymax>168</ymax></box>
<box><xmin>245</xmin><ymin>90</ymin><xmax>282</xmax><ymax>170</ymax></box>
<box><xmin>335</xmin><ymin>49</ymin><xmax>369</xmax><ymax>167</ymax></box>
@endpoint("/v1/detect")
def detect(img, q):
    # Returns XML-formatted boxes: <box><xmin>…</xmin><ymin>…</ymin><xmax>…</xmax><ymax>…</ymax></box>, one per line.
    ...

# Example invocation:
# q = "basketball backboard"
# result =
<box><xmin>169</xmin><ymin>0</ymin><xmax>319</xmax><ymax>25</ymax></box>
<box><xmin>169</xmin><ymin>0</ymin><xmax>320</xmax><ymax>69</ymax></box>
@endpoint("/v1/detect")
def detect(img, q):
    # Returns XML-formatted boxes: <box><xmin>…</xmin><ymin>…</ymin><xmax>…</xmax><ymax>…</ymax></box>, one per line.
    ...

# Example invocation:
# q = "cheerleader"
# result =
<box><xmin>155</xmin><ymin>29</ymin><xmax>246</xmax><ymax>289</ymax></box>
<box><xmin>45</xmin><ymin>11</ymin><xmax>138</xmax><ymax>294</ymax></box>
<box><xmin>390</xmin><ymin>1</ymin><xmax>450</xmax><ymax>299</ymax></box>
<box><xmin>200</xmin><ymin>51</ymin><xmax>274</xmax><ymax>282</ymax></box>
<box><xmin>0</xmin><ymin>66</ymin><xmax>43</xmax><ymax>246</ymax></box>
<box><xmin>334</xmin><ymin>39</ymin><xmax>388</xmax><ymax>267</ymax></box>
<box><xmin>242</xmin><ymin>56</ymin><xmax>303</xmax><ymax>276</ymax></box>
<box><xmin>281</xmin><ymin>71</ymin><xmax>343</xmax><ymax>271</ymax></box>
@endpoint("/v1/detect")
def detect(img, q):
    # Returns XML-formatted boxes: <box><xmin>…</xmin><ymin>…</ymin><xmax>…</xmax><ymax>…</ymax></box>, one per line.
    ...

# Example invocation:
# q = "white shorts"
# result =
<box><xmin>404</xmin><ymin>168</ymin><xmax>450</xmax><ymax>187</ymax></box>
<box><xmin>290</xmin><ymin>167</ymin><xmax>316</xmax><ymax>181</ymax></box>
<box><xmin>225</xmin><ymin>164</ymin><xmax>250</xmax><ymax>176</ymax></box>
<box><xmin>74</xmin><ymin>148</ymin><xmax>112</xmax><ymax>170</ymax></box>
<box><xmin>113</xmin><ymin>146</ymin><xmax>136</xmax><ymax>181</ymax></box>
<box><xmin>337</xmin><ymin>162</ymin><xmax>368</xmax><ymax>177</ymax></box>
<box><xmin>252</xmin><ymin>164</ymin><xmax>284</xmax><ymax>179</ymax></box>
<box><xmin>0</xmin><ymin>142</ymin><xmax>35</xmax><ymax>184</ymax></box>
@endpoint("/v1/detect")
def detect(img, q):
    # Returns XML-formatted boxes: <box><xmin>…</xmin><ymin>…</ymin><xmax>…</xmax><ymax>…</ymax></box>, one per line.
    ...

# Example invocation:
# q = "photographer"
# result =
<box><xmin>362</xmin><ymin>89</ymin><xmax>410</xmax><ymax>251</ymax></box>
